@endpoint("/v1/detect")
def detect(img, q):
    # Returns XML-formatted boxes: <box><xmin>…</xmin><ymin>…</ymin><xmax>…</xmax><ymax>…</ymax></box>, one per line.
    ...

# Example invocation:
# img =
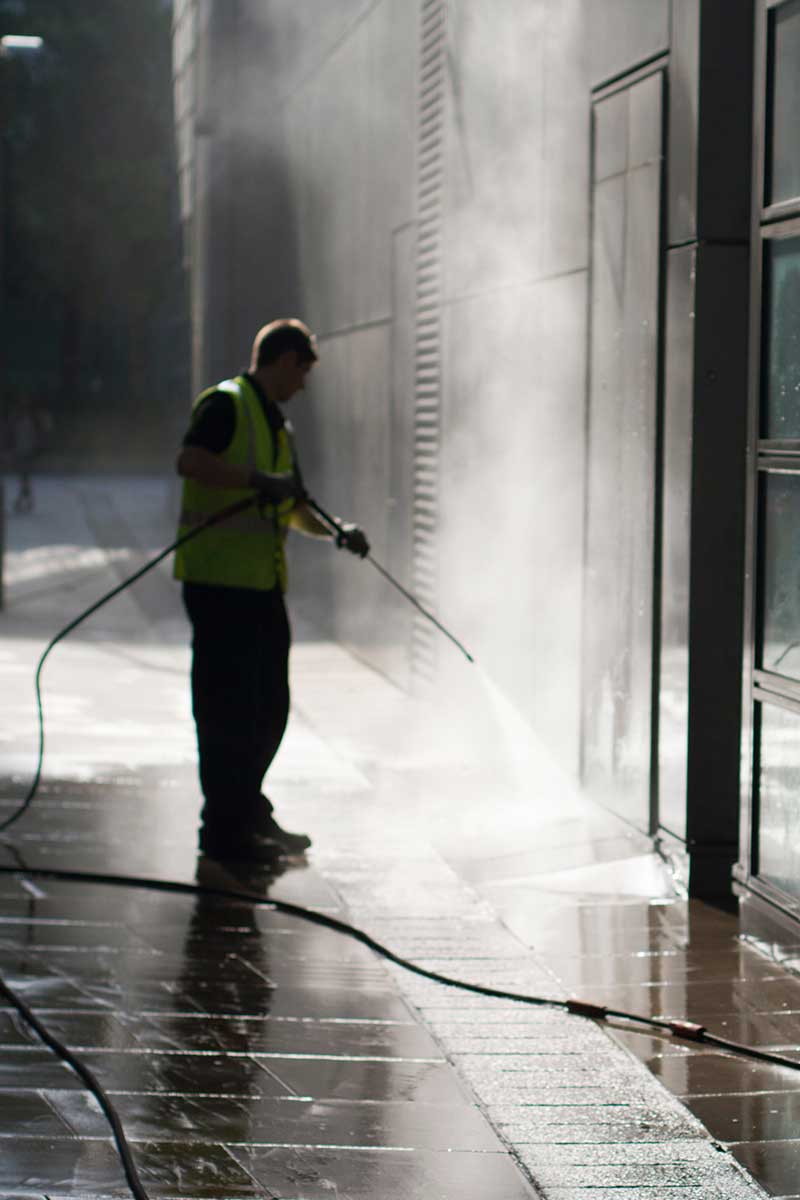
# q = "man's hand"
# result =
<box><xmin>335</xmin><ymin>523</ymin><xmax>370</xmax><ymax>558</ymax></box>
<box><xmin>249</xmin><ymin>469</ymin><xmax>305</xmax><ymax>503</ymax></box>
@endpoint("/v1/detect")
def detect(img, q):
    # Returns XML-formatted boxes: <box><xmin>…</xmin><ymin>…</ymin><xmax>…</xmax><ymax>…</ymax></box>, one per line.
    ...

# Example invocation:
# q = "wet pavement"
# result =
<box><xmin>0</xmin><ymin>476</ymin><xmax>798</xmax><ymax>1197</ymax></box>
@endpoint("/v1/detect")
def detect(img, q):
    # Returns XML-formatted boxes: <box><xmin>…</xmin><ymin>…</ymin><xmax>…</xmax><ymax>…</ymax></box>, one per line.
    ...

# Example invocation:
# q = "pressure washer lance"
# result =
<box><xmin>303</xmin><ymin>493</ymin><xmax>474</xmax><ymax>664</ymax></box>
<box><xmin>0</xmin><ymin>485</ymin><xmax>473</xmax><ymax>835</ymax></box>
<box><xmin>281</xmin><ymin>421</ymin><xmax>474</xmax><ymax>665</ymax></box>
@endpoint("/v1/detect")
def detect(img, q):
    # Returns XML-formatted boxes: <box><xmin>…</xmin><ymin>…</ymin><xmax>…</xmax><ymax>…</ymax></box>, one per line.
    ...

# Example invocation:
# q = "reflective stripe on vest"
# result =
<box><xmin>173</xmin><ymin>375</ymin><xmax>294</xmax><ymax>592</ymax></box>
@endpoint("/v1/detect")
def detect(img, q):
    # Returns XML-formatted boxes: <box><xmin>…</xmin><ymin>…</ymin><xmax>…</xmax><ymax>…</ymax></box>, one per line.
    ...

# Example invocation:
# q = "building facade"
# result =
<box><xmin>173</xmin><ymin>0</ymin><xmax>800</xmax><ymax>921</ymax></box>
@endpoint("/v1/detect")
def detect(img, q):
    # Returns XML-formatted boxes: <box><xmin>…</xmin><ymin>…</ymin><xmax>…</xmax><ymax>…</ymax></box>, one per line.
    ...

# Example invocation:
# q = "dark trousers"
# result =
<box><xmin>182</xmin><ymin>582</ymin><xmax>290</xmax><ymax>855</ymax></box>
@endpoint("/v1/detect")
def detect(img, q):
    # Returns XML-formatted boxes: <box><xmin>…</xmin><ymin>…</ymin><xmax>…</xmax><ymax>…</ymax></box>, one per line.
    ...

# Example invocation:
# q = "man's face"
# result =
<box><xmin>278</xmin><ymin>351</ymin><xmax>315</xmax><ymax>402</ymax></box>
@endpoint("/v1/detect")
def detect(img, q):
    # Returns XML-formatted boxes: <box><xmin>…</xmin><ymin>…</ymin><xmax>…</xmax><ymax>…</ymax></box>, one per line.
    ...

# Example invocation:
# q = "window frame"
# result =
<box><xmin>738</xmin><ymin>0</ymin><xmax>800</xmax><ymax>916</ymax></box>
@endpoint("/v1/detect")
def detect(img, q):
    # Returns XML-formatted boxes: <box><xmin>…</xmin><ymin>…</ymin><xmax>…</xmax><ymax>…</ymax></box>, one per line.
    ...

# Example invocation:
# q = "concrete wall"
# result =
<box><xmin>436</xmin><ymin>0</ymin><xmax>588</xmax><ymax>770</ymax></box>
<box><xmin>270</xmin><ymin>0</ymin><xmax>420</xmax><ymax>686</ymax></box>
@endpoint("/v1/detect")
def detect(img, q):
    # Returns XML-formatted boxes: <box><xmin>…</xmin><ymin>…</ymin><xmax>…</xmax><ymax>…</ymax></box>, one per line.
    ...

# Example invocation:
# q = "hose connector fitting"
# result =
<box><xmin>668</xmin><ymin>1019</ymin><xmax>707</xmax><ymax>1042</ymax></box>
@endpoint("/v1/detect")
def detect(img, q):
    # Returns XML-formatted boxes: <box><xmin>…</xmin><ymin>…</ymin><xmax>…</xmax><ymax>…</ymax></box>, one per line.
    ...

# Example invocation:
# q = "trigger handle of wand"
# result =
<box><xmin>304</xmin><ymin>495</ymin><xmax>346</xmax><ymax>538</ymax></box>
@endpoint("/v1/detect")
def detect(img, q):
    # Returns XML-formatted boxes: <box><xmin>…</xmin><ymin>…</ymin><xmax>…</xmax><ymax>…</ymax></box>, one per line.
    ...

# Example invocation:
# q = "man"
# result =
<box><xmin>11</xmin><ymin>394</ymin><xmax>52</xmax><ymax>514</ymax></box>
<box><xmin>175</xmin><ymin>318</ymin><xmax>368</xmax><ymax>868</ymax></box>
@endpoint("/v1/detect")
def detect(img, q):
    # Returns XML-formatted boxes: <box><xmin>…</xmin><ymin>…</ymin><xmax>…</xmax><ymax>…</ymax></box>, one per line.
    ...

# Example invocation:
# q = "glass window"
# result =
<box><xmin>657</xmin><ymin>248</ymin><xmax>695</xmax><ymax>842</ymax></box>
<box><xmin>583</xmin><ymin>72</ymin><xmax>662</xmax><ymax>832</ymax></box>
<box><xmin>594</xmin><ymin>91</ymin><xmax>628</xmax><ymax>183</ymax></box>
<box><xmin>764</xmin><ymin>236</ymin><xmax>800</xmax><ymax>439</ymax></box>
<box><xmin>768</xmin><ymin>0</ymin><xmax>800</xmax><ymax>207</ymax></box>
<box><xmin>758</xmin><ymin>699</ymin><xmax>800</xmax><ymax>899</ymax></box>
<box><xmin>761</xmin><ymin>472</ymin><xmax>800</xmax><ymax>679</ymax></box>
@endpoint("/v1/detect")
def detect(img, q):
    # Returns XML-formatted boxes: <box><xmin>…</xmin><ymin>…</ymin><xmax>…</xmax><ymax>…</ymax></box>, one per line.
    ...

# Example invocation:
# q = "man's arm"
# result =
<box><xmin>288</xmin><ymin>501</ymin><xmax>334</xmax><ymax>538</ymax></box>
<box><xmin>176</xmin><ymin>445</ymin><xmax>252</xmax><ymax>490</ymax></box>
<box><xmin>289</xmin><ymin>503</ymin><xmax>370</xmax><ymax>557</ymax></box>
<box><xmin>176</xmin><ymin>445</ymin><xmax>298</xmax><ymax>502</ymax></box>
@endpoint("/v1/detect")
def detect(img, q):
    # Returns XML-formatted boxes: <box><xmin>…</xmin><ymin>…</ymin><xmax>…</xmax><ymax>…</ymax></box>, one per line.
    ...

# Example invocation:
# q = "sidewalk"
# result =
<box><xmin>0</xmin><ymin>475</ymin><xmax>795</xmax><ymax>1198</ymax></box>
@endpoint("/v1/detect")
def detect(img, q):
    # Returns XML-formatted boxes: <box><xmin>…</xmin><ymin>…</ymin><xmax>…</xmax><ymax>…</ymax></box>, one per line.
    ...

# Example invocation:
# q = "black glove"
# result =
<box><xmin>248</xmin><ymin>469</ymin><xmax>304</xmax><ymax>503</ymax></box>
<box><xmin>335</xmin><ymin>523</ymin><xmax>370</xmax><ymax>558</ymax></box>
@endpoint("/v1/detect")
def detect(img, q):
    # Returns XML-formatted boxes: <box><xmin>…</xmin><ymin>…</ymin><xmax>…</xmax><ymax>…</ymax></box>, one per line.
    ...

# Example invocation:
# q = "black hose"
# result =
<box><xmin>6</xmin><ymin>861</ymin><xmax>798</xmax><ymax>1200</ymax></box>
<box><xmin>0</xmin><ymin>488</ymin><xmax>472</xmax><ymax>835</ymax></box>
<box><xmin>2</xmin><ymin>862</ymin><xmax>799</xmax><ymax>1074</ymax></box>
<box><xmin>0</xmin><ymin>968</ymin><xmax>150</xmax><ymax>1199</ymax></box>
<box><xmin>0</xmin><ymin>495</ymin><xmax>257</xmax><ymax>835</ymax></box>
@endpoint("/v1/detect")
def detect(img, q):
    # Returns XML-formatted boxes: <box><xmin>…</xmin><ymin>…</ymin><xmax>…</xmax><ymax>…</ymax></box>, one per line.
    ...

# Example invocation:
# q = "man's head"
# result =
<box><xmin>250</xmin><ymin>318</ymin><xmax>318</xmax><ymax>403</ymax></box>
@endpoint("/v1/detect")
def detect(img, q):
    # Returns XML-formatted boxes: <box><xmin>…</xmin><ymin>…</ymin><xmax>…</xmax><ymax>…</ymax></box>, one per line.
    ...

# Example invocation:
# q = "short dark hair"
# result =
<box><xmin>252</xmin><ymin>319</ymin><xmax>318</xmax><ymax>368</ymax></box>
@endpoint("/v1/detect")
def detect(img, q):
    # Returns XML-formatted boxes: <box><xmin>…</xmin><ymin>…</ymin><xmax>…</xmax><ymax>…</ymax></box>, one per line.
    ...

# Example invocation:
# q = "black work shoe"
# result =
<box><xmin>259</xmin><ymin>815</ymin><xmax>311</xmax><ymax>855</ymax></box>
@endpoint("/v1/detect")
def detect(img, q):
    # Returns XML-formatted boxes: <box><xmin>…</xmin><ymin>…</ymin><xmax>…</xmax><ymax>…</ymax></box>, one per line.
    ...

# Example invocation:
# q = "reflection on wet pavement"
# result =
<box><xmin>4</xmin><ymin>759</ymin><xmax>799</xmax><ymax>1198</ymax></box>
<box><xmin>450</xmin><ymin>826</ymin><xmax>800</xmax><ymax>1199</ymax></box>
<box><xmin>0</xmin><ymin>835</ymin><xmax>537</xmax><ymax>1198</ymax></box>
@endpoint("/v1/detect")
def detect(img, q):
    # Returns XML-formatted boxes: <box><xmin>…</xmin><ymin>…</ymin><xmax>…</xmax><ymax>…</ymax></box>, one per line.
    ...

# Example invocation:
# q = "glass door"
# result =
<box><xmin>742</xmin><ymin>0</ymin><xmax>800</xmax><ymax>915</ymax></box>
<box><xmin>582</xmin><ymin>64</ymin><xmax>665</xmax><ymax>832</ymax></box>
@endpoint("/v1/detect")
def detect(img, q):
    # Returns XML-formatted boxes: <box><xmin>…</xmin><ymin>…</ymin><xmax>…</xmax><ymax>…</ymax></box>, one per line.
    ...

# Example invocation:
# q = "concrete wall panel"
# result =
<box><xmin>668</xmin><ymin>0</ymin><xmax>700</xmax><ymax>246</ymax></box>
<box><xmin>658</xmin><ymin>245</ymin><xmax>695</xmax><ymax>843</ymax></box>
<box><xmin>273</xmin><ymin>0</ymin><xmax>418</xmax><ymax>686</ymax></box>
<box><xmin>444</xmin><ymin>0</ymin><xmax>588</xmax><ymax>299</ymax></box>
<box><xmin>586</xmin><ymin>0</ymin><xmax>670</xmax><ymax>88</ymax></box>
<box><xmin>290</xmin><ymin>323</ymin><xmax>401</xmax><ymax>671</ymax></box>
<box><xmin>439</xmin><ymin>270</ymin><xmax>586</xmax><ymax>772</ymax></box>
<box><xmin>542</xmin><ymin>0</ymin><xmax>591</xmax><ymax>277</ymax></box>
<box><xmin>444</xmin><ymin>1</ymin><xmax>548</xmax><ymax>296</ymax></box>
<box><xmin>281</xmin><ymin>0</ymin><xmax>417</xmax><ymax>337</ymax></box>
<box><xmin>427</xmin><ymin>0</ymin><xmax>589</xmax><ymax>768</ymax></box>
<box><xmin>582</xmin><ymin>70</ymin><xmax>664</xmax><ymax>830</ymax></box>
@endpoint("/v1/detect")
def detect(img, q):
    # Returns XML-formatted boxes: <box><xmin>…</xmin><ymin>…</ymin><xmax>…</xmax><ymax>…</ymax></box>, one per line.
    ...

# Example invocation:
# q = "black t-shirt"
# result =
<box><xmin>182</xmin><ymin>373</ymin><xmax>285</xmax><ymax>463</ymax></box>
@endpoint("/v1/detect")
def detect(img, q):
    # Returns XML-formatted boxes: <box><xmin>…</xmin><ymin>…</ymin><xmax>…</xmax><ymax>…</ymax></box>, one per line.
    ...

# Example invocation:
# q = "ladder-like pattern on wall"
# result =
<box><xmin>412</xmin><ymin>0</ymin><xmax>447</xmax><ymax>681</ymax></box>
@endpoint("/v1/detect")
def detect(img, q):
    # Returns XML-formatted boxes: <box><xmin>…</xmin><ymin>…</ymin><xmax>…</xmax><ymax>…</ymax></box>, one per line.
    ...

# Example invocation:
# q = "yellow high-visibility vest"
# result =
<box><xmin>173</xmin><ymin>375</ymin><xmax>294</xmax><ymax>591</ymax></box>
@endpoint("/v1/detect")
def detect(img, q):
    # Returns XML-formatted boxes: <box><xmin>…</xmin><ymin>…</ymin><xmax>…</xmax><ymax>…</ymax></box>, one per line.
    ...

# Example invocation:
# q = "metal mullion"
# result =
<box><xmin>757</xmin><ymin>457</ymin><xmax>800</xmax><ymax>473</ymax></box>
<box><xmin>579</xmin><ymin>103</ymin><xmax>598</xmax><ymax>788</ymax></box>
<box><xmin>762</xmin><ymin>214</ymin><xmax>800</xmax><ymax>238</ymax></box>
<box><xmin>739</xmin><ymin>869</ymin><xmax>800</xmax><ymax>927</ymax></box>
<box><xmin>763</xmin><ymin>199</ymin><xmax>800</xmax><ymax>224</ymax></box>
<box><xmin>754</xmin><ymin>685</ymin><xmax>800</xmax><ymax>716</ymax></box>
<box><xmin>763</xmin><ymin>4</ymin><xmax>777</xmax><ymax>210</ymax></box>
<box><xmin>650</xmin><ymin>66</ymin><xmax>669</xmax><ymax>839</ymax></box>
<box><xmin>741</xmin><ymin>92</ymin><xmax>766</xmax><ymax>882</ymax></box>
<box><xmin>591</xmin><ymin>52</ymin><xmax>669</xmax><ymax>101</ymax></box>
<box><xmin>754</xmin><ymin>670</ymin><xmax>800</xmax><ymax>704</ymax></box>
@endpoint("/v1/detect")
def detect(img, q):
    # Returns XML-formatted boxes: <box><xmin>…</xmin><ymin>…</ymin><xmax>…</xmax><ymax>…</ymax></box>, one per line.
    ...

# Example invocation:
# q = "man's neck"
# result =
<box><xmin>250</xmin><ymin>365</ymin><xmax>284</xmax><ymax>404</ymax></box>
